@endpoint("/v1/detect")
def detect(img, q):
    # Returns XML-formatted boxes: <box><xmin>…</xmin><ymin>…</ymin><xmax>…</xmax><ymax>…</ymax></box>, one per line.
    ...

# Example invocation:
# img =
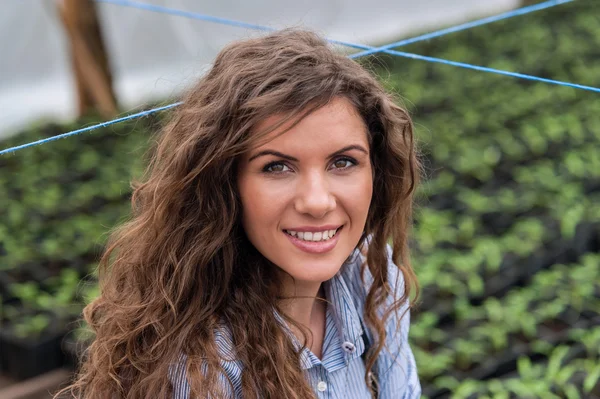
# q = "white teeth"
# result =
<box><xmin>285</xmin><ymin>228</ymin><xmax>340</xmax><ymax>242</ymax></box>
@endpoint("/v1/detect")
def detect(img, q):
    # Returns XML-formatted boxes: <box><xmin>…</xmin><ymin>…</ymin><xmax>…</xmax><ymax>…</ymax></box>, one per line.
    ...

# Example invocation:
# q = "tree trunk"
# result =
<box><xmin>58</xmin><ymin>0</ymin><xmax>118</xmax><ymax>118</ymax></box>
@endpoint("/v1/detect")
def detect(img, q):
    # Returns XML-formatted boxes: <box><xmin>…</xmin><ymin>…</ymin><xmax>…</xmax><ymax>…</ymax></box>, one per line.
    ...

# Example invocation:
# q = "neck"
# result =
<box><xmin>278</xmin><ymin>277</ymin><xmax>326</xmax><ymax>341</ymax></box>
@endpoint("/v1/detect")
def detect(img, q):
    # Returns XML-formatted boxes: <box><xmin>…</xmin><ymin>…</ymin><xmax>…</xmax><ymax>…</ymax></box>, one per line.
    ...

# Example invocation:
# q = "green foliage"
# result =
<box><xmin>448</xmin><ymin>344</ymin><xmax>599</xmax><ymax>398</ymax></box>
<box><xmin>373</xmin><ymin>0</ymin><xmax>600</xmax><ymax>396</ymax></box>
<box><xmin>0</xmin><ymin>113</ymin><xmax>157</xmax><ymax>338</ymax></box>
<box><xmin>12</xmin><ymin>314</ymin><xmax>51</xmax><ymax>339</ymax></box>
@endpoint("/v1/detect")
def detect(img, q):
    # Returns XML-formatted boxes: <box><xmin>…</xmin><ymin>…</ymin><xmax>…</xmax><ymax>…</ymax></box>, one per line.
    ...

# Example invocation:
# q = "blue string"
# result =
<box><xmin>93</xmin><ymin>0</ymin><xmax>599</xmax><ymax>93</ymax></box>
<box><xmin>84</xmin><ymin>0</ymin><xmax>600</xmax><ymax>94</ymax></box>
<box><xmin>97</xmin><ymin>0</ymin><xmax>570</xmax><ymax>54</ymax></box>
<box><xmin>96</xmin><ymin>0</ymin><xmax>369</xmax><ymax>50</ymax></box>
<box><xmin>96</xmin><ymin>0</ymin><xmax>275</xmax><ymax>33</ymax></box>
<box><xmin>2</xmin><ymin>0</ymin><xmax>595</xmax><ymax>155</ymax></box>
<box><xmin>0</xmin><ymin>102</ymin><xmax>182</xmax><ymax>156</ymax></box>
<box><xmin>97</xmin><ymin>0</ymin><xmax>594</xmax><ymax>93</ymax></box>
<box><xmin>349</xmin><ymin>0</ymin><xmax>573</xmax><ymax>58</ymax></box>
<box><xmin>380</xmin><ymin>49</ymin><xmax>600</xmax><ymax>93</ymax></box>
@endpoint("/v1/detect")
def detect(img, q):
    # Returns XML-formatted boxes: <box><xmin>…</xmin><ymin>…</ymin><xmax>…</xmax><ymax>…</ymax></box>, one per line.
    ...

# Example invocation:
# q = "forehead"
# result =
<box><xmin>249</xmin><ymin>97</ymin><xmax>369</xmax><ymax>155</ymax></box>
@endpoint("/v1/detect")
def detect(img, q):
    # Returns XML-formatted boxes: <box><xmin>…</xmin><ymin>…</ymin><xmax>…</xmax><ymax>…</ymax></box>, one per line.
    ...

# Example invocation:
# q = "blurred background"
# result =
<box><xmin>1</xmin><ymin>0</ymin><xmax>599</xmax><ymax>398</ymax></box>
<box><xmin>0</xmin><ymin>0</ymin><xmax>518</xmax><ymax>139</ymax></box>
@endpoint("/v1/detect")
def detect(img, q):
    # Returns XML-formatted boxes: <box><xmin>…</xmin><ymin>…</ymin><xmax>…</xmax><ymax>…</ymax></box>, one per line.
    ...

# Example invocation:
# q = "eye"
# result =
<box><xmin>263</xmin><ymin>162</ymin><xmax>291</xmax><ymax>174</ymax></box>
<box><xmin>331</xmin><ymin>157</ymin><xmax>357</xmax><ymax>170</ymax></box>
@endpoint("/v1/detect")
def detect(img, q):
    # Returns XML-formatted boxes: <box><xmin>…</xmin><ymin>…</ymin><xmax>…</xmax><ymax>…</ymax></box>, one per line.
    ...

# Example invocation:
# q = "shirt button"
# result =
<box><xmin>341</xmin><ymin>341</ymin><xmax>356</xmax><ymax>353</ymax></box>
<box><xmin>317</xmin><ymin>381</ymin><xmax>327</xmax><ymax>392</ymax></box>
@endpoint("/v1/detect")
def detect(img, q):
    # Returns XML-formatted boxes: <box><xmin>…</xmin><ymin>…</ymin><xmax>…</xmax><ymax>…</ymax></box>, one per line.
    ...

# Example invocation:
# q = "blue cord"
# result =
<box><xmin>382</xmin><ymin>49</ymin><xmax>600</xmax><ymax>93</ymax></box>
<box><xmin>0</xmin><ymin>102</ymin><xmax>181</xmax><ymax>155</ymax></box>
<box><xmin>96</xmin><ymin>0</ymin><xmax>274</xmax><ymax>33</ymax></box>
<box><xmin>96</xmin><ymin>0</ymin><xmax>369</xmax><ymax>50</ymax></box>
<box><xmin>97</xmin><ymin>0</ymin><xmax>571</xmax><ymax>54</ymax></box>
<box><xmin>97</xmin><ymin>0</ymin><xmax>595</xmax><ymax>95</ymax></box>
<box><xmin>349</xmin><ymin>0</ymin><xmax>573</xmax><ymax>58</ymax></box>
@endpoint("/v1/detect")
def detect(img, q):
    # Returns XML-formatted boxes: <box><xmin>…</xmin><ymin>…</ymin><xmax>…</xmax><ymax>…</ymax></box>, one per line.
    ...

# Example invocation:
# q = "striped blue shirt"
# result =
<box><xmin>171</xmin><ymin>246</ymin><xmax>421</xmax><ymax>398</ymax></box>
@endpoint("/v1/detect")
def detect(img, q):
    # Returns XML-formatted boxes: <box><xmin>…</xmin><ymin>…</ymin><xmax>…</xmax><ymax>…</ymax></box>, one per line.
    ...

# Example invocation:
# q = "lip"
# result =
<box><xmin>282</xmin><ymin>224</ymin><xmax>342</xmax><ymax>232</ymax></box>
<box><xmin>283</xmin><ymin>226</ymin><xmax>343</xmax><ymax>254</ymax></box>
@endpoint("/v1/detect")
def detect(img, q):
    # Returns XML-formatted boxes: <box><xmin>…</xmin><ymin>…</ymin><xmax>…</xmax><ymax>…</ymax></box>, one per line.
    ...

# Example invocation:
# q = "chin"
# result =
<box><xmin>279</xmin><ymin>251</ymin><xmax>351</xmax><ymax>283</ymax></box>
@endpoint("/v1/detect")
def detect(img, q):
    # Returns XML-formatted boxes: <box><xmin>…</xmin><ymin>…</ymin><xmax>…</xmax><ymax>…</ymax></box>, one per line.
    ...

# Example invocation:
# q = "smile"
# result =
<box><xmin>282</xmin><ymin>226</ymin><xmax>343</xmax><ymax>254</ymax></box>
<box><xmin>283</xmin><ymin>227</ymin><xmax>341</xmax><ymax>242</ymax></box>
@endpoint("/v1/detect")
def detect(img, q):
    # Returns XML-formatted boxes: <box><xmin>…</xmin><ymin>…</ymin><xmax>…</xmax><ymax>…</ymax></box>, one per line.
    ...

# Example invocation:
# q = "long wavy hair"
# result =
<box><xmin>56</xmin><ymin>29</ymin><xmax>420</xmax><ymax>398</ymax></box>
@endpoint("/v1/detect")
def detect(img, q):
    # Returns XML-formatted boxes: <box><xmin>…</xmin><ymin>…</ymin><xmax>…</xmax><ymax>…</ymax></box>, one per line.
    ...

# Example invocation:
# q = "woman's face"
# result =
<box><xmin>237</xmin><ymin>97</ymin><xmax>373</xmax><ymax>290</ymax></box>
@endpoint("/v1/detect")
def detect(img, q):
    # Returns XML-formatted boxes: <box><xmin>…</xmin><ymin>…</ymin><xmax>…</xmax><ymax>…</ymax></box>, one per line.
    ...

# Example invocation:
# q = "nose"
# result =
<box><xmin>294</xmin><ymin>171</ymin><xmax>336</xmax><ymax>219</ymax></box>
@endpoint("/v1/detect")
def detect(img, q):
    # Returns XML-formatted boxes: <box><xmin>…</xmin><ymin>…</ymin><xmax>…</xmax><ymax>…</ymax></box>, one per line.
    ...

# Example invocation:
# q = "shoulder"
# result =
<box><xmin>341</xmin><ymin>239</ymin><xmax>406</xmax><ymax>303</ymax></box>
<box><xmin>170</xmin><ymin>324</ymin><xmax>243</xmax><ymax>399</ymax></box>
<box><xmin>342</xmin><ymin>239</ymin><xmax>421</xmax><ymax>397</ymax></box>
<box><xmin>340</xmin><ymin>239</ymin><xmax>411</xmax><ymax>347</ymax></box>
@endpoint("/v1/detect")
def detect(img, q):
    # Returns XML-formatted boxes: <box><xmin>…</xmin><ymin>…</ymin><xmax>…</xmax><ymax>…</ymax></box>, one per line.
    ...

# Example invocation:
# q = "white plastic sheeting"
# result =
<box><xmin>0</xmin><ymin>0</ymin><xmax>518</xmax><ymax>138</ymax></box>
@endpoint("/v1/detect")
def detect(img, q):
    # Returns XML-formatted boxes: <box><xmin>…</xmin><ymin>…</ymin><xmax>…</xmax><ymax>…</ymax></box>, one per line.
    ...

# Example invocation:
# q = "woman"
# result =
<box><xmin>58</xmin><ymin>29</ymin><xmax>421</xmax><ymax>398</ymax></box>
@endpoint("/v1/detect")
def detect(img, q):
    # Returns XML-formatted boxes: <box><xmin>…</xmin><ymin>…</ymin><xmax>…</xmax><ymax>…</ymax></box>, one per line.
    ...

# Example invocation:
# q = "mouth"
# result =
<box><xmin>282</xmin><ymin>226</ymin><xmax>343</xmax><ymax>242</ymax></box>
<box><xmin>282</xmin><ymin>225</ymin><xmax>343</xmax><ymax>254</ymax></box>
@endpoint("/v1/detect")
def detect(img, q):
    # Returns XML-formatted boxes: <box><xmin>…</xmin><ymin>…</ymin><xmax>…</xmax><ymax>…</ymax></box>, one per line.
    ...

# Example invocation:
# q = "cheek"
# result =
<box><xmin>357</xmin><ymin>177</ymin><xmax>374</xmax><ymax>218</ymax></box>
<box><xmin>240</xmin><ymin>182</ymin><xmax>262</xmax><ymax>230</ymax></box>
<box><xmin>239</xmin><ymin>177</ymin><xmax>287</xmax><ymax>234</ymax></box>
<box><xmin>339</xmin><ymin>170</ymin><xmax>374</xmax><ymax>213</ymax></box>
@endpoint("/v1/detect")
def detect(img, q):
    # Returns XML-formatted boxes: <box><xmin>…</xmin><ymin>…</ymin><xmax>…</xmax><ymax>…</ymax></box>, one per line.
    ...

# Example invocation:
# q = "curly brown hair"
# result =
<box><xmin>55</xmin><ymin>28</ymin><xmax>421</xmax><ymax>398</ymax></box>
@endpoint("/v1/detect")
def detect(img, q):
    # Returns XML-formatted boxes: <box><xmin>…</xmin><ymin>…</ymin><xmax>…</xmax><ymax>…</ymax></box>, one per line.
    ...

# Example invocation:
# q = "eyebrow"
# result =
<box><xmin>248</xmin><ymin>144</ymin><xmax>369</xmax><ymax>163</ymax></box>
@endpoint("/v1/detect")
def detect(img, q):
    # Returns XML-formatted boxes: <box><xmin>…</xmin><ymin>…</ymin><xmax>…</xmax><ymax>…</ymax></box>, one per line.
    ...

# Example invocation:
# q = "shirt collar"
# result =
<box><xmin>274</xmin><ymin>253</ymin><xmax>366</xmax><ymax>370</ymax></box>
